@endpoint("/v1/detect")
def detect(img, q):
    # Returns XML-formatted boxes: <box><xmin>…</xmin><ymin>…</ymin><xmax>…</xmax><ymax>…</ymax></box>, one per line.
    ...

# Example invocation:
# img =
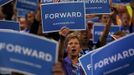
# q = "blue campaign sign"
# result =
<box><xmin>93</xmin><ymin>25</ymin><xmax>120</xmax><ymax>43</ymax></box>
<box><xmin>91</xmin><ymin>33</ymin><xmax>134</xmax><ymax>75</ymax></box>
<box><xmin>79</xmin><ymin>50</ymin><xmax>96</xmax><ymax>75</ymax></box>
<box><xmin>0</xmin><ymin>20</ymin><xmax>20</xmax><ymax>31</ymax></box>
<box><xmin>112</xmin><ymin>0</ymin><xmax>131</xmax><ymax>3</ymax></box>
<box><xmin>85</xmin><ymin>0</ymin><xmax>111</xmax><ymax>14</ymax></box>
<box><xmin>17</xmin><ymin>8</ymin><xmax>29</xmax><ymax>18</ymax></box>
<box><xmin>41</xmin><ymin>2</ymin><xmax>86</xmax><ymax>33</ymax></box>
<box><xmin>16</xmin><ymin>0</ymin><xmax>38</xmax><ymax>11</ymax></box>
<box><xmin>0</xmin><ymin>30</ymin><xmax>58</xmax><ymax>75</ymax></box>
<box><xmin>0</xmin><ymin>0</ymin><xmax>12</xmax><ymax>7</ymax></box>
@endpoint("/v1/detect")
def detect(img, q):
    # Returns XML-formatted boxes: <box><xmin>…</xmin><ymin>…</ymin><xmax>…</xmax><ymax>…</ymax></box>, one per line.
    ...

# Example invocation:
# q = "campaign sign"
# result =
<box><xmin>0</xmin><ymin>21</ymin><xmax>20</xmax><ymax>31</ymax></box>
<box><xmin>91</xmin><ymin>33</ymin><xmax>134</xmax><ymax>75</ymax></box>
<box><xmin>16</xmin><ymin>0</ymin><xmax>38</xmax><ymax>11</ymax></box>
<box><xmin>0</xmin><ymin>30</ymin><xmax>58</xmax><ymax>75</ymax></box>
<box><xmin>112</xmin><ymin>0</ymin><xmax>131</xmax><ymax>3</ymax></box>
<box><xmin>0</xmin><ymin>0</ymin><xmax>12</xmax><ymax>7</ymax></box>
<box><xmin>17</xmin><ymin>8</ymin><xmax>29</xmax><ymax>18</ymax></box>
<box><xmin>93</xmin><ymin>25</ymin><xmax>120</xmax><ymax>43</ymax></box>
<box><xmin>79</xmin><ymin>50</ymin><xmax>96</xmax><ymax>75</ymax></box>
<box><xmin>85</xmin><ymin>0</ymin><xmax>111</xmax><ymax>14</ymax></box>
<box><xmin>41</xmin><ymin>2</ymin><xmax>86</xmax><ymax>33</ymax></box>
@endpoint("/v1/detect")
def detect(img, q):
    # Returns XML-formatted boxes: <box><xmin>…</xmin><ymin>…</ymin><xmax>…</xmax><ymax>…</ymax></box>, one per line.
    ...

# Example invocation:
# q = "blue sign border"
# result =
<box><xmin>0</xmin><ymin>0</ymin><xmax>12</xmax><ymax>7</ymax></box>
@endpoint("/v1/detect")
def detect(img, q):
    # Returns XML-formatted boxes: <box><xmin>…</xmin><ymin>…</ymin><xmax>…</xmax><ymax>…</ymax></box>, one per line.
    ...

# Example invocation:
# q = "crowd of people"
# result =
<box><xmin>0</xmin><ymin>0</ymin><xmax>134</xmax><ymax>75</ymax></box>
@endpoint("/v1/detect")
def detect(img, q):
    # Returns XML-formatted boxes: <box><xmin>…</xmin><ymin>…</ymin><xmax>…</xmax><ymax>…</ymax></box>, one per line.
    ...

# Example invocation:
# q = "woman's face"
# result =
<box><xmin>101</xmin><ymin>14</ymin><xmax>110</xmax><ymax>24</ymax></box>
<box><xmin>122</xmin><ymin>13</ymin><xmax>130</xmax><ymax>26</ymax></box>
<box><xmin>66</xmin><ymin>38</ymin><xmax>81</xmax><ymax>57</ymax></box>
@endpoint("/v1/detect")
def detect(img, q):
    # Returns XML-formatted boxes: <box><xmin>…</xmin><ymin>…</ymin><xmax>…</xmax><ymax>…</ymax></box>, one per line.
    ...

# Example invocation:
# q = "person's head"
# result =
<box><xmin>117</xmin><ymin>4</ymin><xmax>127</xmax><ymax>14</ymax></box>
<box><xmin>112</xmin><ymin>31</ymin><xmax>127</xmax><ymax>40</ymax></box>
<box><xmin>100</xmin><ymin>14</ymin><xmax>111</xmax><ymax>25</ymax></box>
<box><xmin>77</xmin><ymin>29</ymin><xmax>92</xmax><ymax>50</ymax></box>
<box><xmin>78</xmin><ymin>30</ymin><xmax>88</xmax><ymax>43</ymax></box>
<box><xmin>121</xmin><ymin>12</ymin><xmax>130</xmax><ymax>26</ymax></box>
<box><xmin>18</xmin><ymin>17</ymin><xmax>28</xmax><ymax>30</ymax></box>
<box><xmin>1</xmin><ymin>1</ymin><xmax>14</xmax><ymax>20</ymax></box>
<box><xmin>65</xmin><ymin>32</ymin><xmax>81</xmax><ymax>57</ymax></box>
<box><xmin>25</xmin><ymin>11</ymin><xmax>35</xmax><ymax>25</ymax></box>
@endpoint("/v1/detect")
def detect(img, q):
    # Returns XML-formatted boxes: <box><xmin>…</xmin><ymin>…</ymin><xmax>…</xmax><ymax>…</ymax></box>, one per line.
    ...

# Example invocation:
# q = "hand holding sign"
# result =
<box><xmin>99</xmin><ymin>14</ymin><xmax>112</xmax><ymax>46</ymax></box>
<box><xmin>59</xmin><ymin>27</ymin><xmax>70</xmax><ymax>37</ymax></box>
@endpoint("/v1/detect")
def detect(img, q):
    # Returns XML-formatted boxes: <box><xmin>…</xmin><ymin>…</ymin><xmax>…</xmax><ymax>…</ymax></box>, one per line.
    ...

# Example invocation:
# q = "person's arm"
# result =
<box><xmin>99</xmin><ymin>15</ymin><xmax>112</xmax><ymax>47</ymax></box>
<box><xmin>52</xmin><ymin>27</ymin><xmax>70</xmax><ymax>75</ymax></box>
<box><xmin>52</xmin><ymin>62</ymin><xmax>65</xmax><ymax>75</ymax></box>
<box><xmin>29</xmin><ymin>3</ymin><xmax>41</xmax><ymax>34</ymax></box>
<box><xmin>58</xmin><ymin>27</ymin><xmax>70</xmax><ymax>62</ymax></box>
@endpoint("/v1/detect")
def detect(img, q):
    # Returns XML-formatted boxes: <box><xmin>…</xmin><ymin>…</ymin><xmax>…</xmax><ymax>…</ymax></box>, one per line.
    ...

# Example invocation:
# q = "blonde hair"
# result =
<box><xmin>64</xmin><ymin>32</ymin><xmax>81</xmax><ymax>48</ymax></box>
